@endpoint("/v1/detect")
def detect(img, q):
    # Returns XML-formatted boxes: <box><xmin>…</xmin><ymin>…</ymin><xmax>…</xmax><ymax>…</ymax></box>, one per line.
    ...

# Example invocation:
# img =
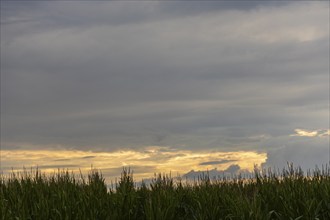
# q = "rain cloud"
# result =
<box><xmin>1</xmin><ymin>1</ymin><xmax>329</xmax><ymax>177</ymax></box>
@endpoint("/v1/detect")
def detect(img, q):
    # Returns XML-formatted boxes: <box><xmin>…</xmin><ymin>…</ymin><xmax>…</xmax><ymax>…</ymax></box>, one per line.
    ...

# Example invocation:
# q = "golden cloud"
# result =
<box><xmin>1</xmin><ymin>147</ymin><xmax>266</xmax><ymax>182</ymax></box>
<box><xmin>291</xmin><ymin>129</ymin><xmax>330</xmax><ymax>137</ymax></box>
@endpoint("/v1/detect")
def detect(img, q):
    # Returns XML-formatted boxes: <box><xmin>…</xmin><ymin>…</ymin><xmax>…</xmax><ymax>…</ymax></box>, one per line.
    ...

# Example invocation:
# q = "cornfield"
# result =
<box><xmin>1</xmin><ymin>165</ymin><xmax>330</xmax><ymax>219</ymax></box>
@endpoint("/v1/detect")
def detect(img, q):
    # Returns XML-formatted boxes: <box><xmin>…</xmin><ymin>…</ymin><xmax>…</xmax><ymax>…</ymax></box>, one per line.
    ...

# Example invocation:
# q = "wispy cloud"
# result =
<box><xmin>291</xmin><ymin>129</ymin><xmax>330</xmax><ymax>137</ymax></box>
<box><xmin>318</xmin><ymin>130</ymin><xmax>330</xmax><ymax>137</ymax></box>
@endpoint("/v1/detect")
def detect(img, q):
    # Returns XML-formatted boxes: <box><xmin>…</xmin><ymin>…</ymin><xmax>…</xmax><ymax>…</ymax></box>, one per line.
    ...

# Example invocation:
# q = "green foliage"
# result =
<box><xmin>1</xmin><ymin>165</ymin><xmax>330</xmax><ymax>220</ymax></box>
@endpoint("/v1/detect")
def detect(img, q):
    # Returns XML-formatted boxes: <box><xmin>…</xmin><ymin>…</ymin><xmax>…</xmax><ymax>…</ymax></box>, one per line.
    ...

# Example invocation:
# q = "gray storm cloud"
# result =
<box><xmin>1</xmin><ymin>1</ymin><xmax>329</xmax><ymax>171</ymax></box>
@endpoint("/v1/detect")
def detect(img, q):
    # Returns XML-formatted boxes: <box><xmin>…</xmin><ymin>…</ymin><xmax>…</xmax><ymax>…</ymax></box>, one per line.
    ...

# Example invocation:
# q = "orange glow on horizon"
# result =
<box><xmin>1</xmin><ymin>147</ymin><xmax>267</xmax><ymax>182</ymax></box>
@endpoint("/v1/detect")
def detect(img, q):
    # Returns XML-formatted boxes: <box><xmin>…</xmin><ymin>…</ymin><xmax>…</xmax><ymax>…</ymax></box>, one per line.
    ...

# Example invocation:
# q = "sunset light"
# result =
<box><xmin>1</xmin><ymin>148</ymin><xmax>267</xmax><ymax>181</ymax></box>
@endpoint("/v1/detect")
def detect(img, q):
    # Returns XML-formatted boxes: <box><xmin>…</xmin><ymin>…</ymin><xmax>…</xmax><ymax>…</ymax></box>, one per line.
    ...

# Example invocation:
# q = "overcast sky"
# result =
<box><xmin>1</xmin><ymin>1</ymin><xmax>329</xmax><ymax>180</ymax></box>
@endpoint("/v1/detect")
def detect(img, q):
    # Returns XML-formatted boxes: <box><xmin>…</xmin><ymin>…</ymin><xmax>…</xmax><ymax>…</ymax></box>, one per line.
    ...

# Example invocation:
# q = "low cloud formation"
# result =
<box><xmin>262</xmin><ymin>133</ymin><xmax>329</xmax><ymax>172</ymax></box>
<box><xmin>199</xmin><ymin>159</ymin><xmax>237</xmax><ymax>166</ymax></box>
<box><xmin>183</xmin><ymin>164</ymin><xmax>250</xmax><ymax>180</ymax></box>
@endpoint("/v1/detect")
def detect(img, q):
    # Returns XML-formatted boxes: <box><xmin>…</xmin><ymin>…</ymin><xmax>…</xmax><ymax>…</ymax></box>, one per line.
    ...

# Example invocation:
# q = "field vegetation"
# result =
<box><xmin>1</xmin><ymin>164</ymin><xmax>330</xmax><ymax>220</ymax></box>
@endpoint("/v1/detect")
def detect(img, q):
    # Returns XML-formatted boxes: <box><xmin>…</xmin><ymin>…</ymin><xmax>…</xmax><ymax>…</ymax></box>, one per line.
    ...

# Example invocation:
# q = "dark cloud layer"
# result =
<box><xmin>1</xmin><ymin>1</ymin><xmax>329</xmax><ymax>171</ymax></box>
<box><xmin>199</xmin><ymin>159</ymin><xmax>237</xmax><ymax>166</ymax></box>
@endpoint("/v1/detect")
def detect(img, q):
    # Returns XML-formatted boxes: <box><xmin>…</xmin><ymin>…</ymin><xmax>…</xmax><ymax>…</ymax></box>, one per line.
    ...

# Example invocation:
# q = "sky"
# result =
<box><xmin>1</xmin><ymin>1</ymin><xmax>329</xmax><ymax>181</ymax></box>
